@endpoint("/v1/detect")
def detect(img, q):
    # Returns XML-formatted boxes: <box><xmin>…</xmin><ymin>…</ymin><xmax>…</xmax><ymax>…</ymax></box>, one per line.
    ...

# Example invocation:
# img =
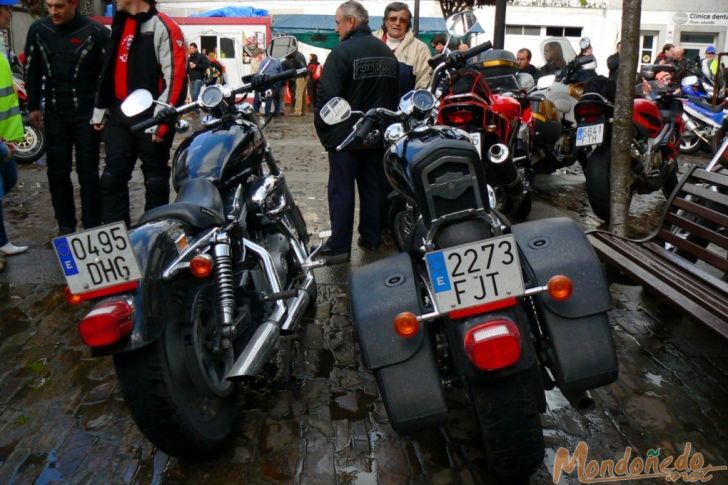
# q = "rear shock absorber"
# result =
<box><xmin>213</xmin><ymin>235</ymin><xmax>235</xmax><ymax>328</ymax></box>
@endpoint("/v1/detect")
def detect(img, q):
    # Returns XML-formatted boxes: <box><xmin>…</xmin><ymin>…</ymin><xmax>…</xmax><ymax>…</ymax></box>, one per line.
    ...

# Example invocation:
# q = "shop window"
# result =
<box><xmin>680</xmin><ymin>32</ymin><xmax>716</xmax><ymax>44</ymax></box>
<box><xmin>506</xmin><ymin>25</ymin><xmax>541</xmax><ymax>36</ymax></box>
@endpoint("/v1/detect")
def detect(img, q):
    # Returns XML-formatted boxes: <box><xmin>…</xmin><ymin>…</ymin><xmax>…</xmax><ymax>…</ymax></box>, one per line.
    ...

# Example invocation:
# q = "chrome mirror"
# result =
<box><xmin>121</xmin><ymin>89</ymin><xmax>154</xmax><ymax>117</ymax></box>
<box><xmin>267</xmin><ymin>35</ymin><xmax>298</xmax><ymax>60</ymax></box>
<box><xmin>320</xmin><ymin>97</ymin><xmax>351</xmax><ymax>125</ymax></box>
<box><xmin>445</xmin><ymin>11</ymin><xmax>479</xmax><ymax>38</ymax></box>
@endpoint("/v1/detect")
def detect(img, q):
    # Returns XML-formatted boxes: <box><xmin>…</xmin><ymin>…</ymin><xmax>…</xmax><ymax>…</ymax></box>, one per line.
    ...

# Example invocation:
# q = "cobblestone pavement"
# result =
<box><xmin>0</xmin><ymin>114</ymin><xmax>726</xmax><ymax>485</ymax></box>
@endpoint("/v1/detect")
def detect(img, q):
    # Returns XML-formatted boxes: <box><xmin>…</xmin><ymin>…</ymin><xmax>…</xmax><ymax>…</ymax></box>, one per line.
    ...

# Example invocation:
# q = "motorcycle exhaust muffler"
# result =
<box><xmin>225</xmin><ymin>320</ymin><xmax>280</xmax><ymax>381</ymax></box>
<box><xmin>564</xmin><ymin>390</ymin><xmax>595</xmax><ymax>411</ymax></box>
<box><xmin>486</xmin><ymin>143</ymin><xmax>525</xmax><ymax>208</ymax></box>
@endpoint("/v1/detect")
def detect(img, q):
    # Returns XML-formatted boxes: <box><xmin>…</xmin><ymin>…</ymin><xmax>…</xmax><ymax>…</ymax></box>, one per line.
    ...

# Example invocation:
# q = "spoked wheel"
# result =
<box><xmin>13</xmin><ymin>123</ymin><xmax>46</xmax><ymax>164</ymax></box>
<box><xmin>113</xmin><ymin>282</ymin><xmax>237</xmax><ymax>458</ymax></box>
<box><xmin>469</xmin><ymin>363</ymin><xmax>545</xmax><ymax>480</ymax></box>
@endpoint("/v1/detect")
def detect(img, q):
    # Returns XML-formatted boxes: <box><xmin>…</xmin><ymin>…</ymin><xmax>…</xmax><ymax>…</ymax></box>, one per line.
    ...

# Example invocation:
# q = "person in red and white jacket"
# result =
<box><xmin>92</xmin><ymin>0</ymin><xmax>187</xmax><ymax>227</ymax></box>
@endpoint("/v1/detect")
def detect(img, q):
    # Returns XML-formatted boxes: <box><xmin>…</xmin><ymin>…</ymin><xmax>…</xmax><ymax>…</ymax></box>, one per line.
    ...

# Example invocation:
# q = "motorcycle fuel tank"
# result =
<box><xmin>384</xmin><ymin>125</ymin><xmax>472</xmax><ymax>202</ymax></box>
<box><xmin>172</xmin><ymin>122</ymin><xmax>265</xmax><ymax>191</ymax></box>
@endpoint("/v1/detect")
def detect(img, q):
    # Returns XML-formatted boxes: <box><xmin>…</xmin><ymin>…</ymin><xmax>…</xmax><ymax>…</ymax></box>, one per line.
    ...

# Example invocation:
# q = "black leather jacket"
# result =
<box><xmin>24</xmin><ymin>13</ymin><xmax>109</xmax><ymax>115</ymax></box>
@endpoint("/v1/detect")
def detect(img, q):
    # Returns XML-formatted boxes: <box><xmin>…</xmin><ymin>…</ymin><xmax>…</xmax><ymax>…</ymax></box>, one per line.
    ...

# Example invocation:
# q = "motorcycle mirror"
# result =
<box><xmin>537</xmin><ymin>74</ymin><xmax>555</xmax><ymax>89</ymax></box>
<box><xmin>517</xmin><ymin>73</ymin><xmax>535</xmax><ymax>91</ymax></box>
<box><xmin>267</xmin><ymin>35</ymin><xmax>298</xmax><ymax>60</ymax></box>
<box><xmin>121</xmin><ymin>89</ymin><xmax>154</xmax><ymax>117</ymax></box>
<box><xmin>320</xmin><ymin>97</ymin><xmax>351</xmax><ymax>125</ymax></box>
<box><xmin>445</xmin><ymin>11</ymin><xmax>479</xmax><ymax>38</ymax></box>
<box><xmin>681</xmin><ymin>75</ymin><xmax>699</xmax><ymax>87</ymax></box>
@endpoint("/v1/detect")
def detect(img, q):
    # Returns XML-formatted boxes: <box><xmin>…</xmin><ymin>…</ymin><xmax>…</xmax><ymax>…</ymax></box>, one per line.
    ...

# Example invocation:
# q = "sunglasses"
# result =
<box><xmin>387</xmin><ymin>16</ymin><xmax>408</xmax><ymax>24</ymax></box>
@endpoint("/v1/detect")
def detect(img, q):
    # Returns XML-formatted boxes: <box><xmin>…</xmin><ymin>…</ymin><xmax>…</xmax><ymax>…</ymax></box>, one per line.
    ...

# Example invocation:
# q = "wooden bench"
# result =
<box><xmin>586</xmin><ymin>165</ymin><xmax>728</xmax><ymax>338</ymax></box>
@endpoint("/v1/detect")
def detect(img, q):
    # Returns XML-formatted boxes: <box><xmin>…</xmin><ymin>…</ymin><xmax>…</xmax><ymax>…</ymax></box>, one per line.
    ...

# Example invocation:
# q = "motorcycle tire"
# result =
<box><xmin>512</xmin><ymin>192</ymin><xmax>533</xmax><ymax>221</ymax></box>
<box><xmin>469</xmin><ymin>362</ymin><xmax>545</xmax><ymax>480</ymax></box>
<box><xmin>679</xmin><ymin>131</ymin><xmax>702</xmax><ymax>155</ymax></box>
<box><xmin>585</xmin><ymin>146</ymin><xmax>614</xmax><ymax>222</ymax></box>
<box><xmin>113</xmin><ymin>281</ymin><xmax>237</xmax><ymax>459</ymax></box>
<box><xmin>14</xmin><ymin>123</ymin><xmax>46</xmax><ymax>164</ymax></box>
<box><xmin>387</xmin><ymin>197</ymin><xmax>409</xmax><ymax>252</ymax></box>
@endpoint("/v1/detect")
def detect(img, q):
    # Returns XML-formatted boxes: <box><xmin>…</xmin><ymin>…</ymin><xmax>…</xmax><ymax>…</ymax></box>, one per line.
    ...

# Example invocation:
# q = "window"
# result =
<box><xmin>680</xmin><ymin>32</ymin><xmax>716</xmax><ymax>44</ymax></box>
<box><xmin>506</xmin><ymin>25</ymin><xmax>541</xmax><ymax>36</ymax></box>
<box><xmin>220</xmin><ymin>38</ymin><xmax>235</xmax><ymax>59</ymax></box>
<box><xmin>639</xmin><ymin>32</ymin><xmax>657</xmax><ymax>65</ymax></box>
<box><xmin>545</xmin><ymin>26</ymin><xmax>582</xmax><ymax>37</ymax></box>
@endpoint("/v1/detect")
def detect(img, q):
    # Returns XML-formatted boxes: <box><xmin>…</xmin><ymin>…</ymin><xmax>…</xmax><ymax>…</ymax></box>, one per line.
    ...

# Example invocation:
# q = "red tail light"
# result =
<box><xmin>79</xmin><ymin>300</ymin><xmax>134</xmax><ymax>347</ymax></box>
<box><xmin>463</xmin><ymin>319</ymin><xmax>521</xmax><ymax>371</ymax></box>
<box><xmin>574</xmin><ymin>102</ymin><xmax>604</xmax><ymax>123</ymax></box>
<box><xmin>443</xmin><ymin>108</ymin><xmax>474</xmax><ymax>126</ymax></box>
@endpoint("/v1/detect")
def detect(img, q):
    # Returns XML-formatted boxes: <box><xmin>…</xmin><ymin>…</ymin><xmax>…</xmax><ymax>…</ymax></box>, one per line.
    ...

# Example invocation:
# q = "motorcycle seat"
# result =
<box><xmin>688</xmin><ymin>96</ymin><xmax>724</xmax><ymax>113</ymax></box>
<box><xmin>138</xmin><ymin>177</ymin><xmax>225</xmax><ymax>228</ymax></box>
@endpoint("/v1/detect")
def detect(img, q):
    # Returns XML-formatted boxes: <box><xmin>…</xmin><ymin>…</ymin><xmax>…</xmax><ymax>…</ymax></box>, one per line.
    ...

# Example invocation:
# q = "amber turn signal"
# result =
<box><xmin>547</xmin><ymin>275</ymin><xmax>573</xmax><ymax>301</ymax></box>
<box><xmin>65</xmin><ymin>286</ymin><xmax>83</xmax><ymax>305</ymax></box>
<box><xmin>190</xmin><ymin>254</ymin><xmax>213</xmax><ymax>278</ymax></box>
<box><xmin>393</xmin><ymin>312</ymin><xmax>420</xmax><ymax>338</ymax></box>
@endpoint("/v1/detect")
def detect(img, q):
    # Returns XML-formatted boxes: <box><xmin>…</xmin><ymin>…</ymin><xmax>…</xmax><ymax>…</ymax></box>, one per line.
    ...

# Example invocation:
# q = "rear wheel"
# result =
<box><xmin>113</xmin><ymin>282</ymin><xmax>237</xmax><ymax>458</ymax></box>
<box><xmin>469</xmin><ymin>363</ymin><xmax>545</xmax><ymax>480</ymax></box>
<box><xmin>585</xmin><ymin>146</ymin><xmax>614</xmax><ymax>222</ymax></box>
<box><xmin>679</xmin><ymin>130</ymin><xmax>702</xmax><ymax>155</ymax></box>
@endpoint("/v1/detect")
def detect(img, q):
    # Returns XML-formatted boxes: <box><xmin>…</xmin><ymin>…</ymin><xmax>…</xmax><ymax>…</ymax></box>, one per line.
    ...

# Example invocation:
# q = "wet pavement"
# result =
<box><xmin>1</xmin><ymin>113</ymin><xmax>727</xmax><ymax>485</ymax></box>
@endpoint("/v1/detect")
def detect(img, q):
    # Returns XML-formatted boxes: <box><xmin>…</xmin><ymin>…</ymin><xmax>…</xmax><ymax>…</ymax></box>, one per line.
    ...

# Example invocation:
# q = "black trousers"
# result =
<box><xmin>327</xmin><ymin>149</ymin><xmax>387</xmax><ymax>252</ymax></box>
<box><xmin>100</xmin><ymin>115</ymin><xmax>174</xmax><ymax>227</ymax></box>
<box><xmin>44</xmin><ymin>110</ymin><xmax>102</xmax><ymax>231</ymax></box>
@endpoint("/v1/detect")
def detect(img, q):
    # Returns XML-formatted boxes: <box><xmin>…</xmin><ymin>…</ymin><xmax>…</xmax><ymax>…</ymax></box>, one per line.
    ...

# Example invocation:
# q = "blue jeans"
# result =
<box><xmin>190</xmin><ymin>79</ymin><xmax>204</xmax><ymax>101</ymax></box>
<box><xmin>0</xmin><ymin>157</ymin><xmax>18</xmax><ymax>246</ymax></box>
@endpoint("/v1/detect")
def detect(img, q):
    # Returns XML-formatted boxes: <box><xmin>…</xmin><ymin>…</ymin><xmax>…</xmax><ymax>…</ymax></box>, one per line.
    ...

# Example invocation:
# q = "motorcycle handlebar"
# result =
<box><xmin>336</xmin><ymin>115</ymin><xmax>378</xmax><ymax>152</ymax></box>
<box><xmin>130</xmin><ymin>106</ymin><xmax>179</xmax><ymax>133</ymax></box>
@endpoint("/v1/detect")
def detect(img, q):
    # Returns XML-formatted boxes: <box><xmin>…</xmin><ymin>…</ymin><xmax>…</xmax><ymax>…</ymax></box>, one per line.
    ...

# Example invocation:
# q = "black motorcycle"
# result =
<box><xmin>52</xmin><ymin>37</ymin><xmax>318</xmax><ymax>458</ymax></box>
<box><xmin>320</xmin><ymin>68</ymin><xmax>618</xmax><ymax>479</ymax></box>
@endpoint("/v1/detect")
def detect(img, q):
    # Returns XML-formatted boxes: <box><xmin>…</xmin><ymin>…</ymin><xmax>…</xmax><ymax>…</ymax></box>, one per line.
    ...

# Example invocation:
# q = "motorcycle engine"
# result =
<box><xmin>263</xmin><ymin>232</ymin><xmax>290</xmax><ymax>285</ymax></box>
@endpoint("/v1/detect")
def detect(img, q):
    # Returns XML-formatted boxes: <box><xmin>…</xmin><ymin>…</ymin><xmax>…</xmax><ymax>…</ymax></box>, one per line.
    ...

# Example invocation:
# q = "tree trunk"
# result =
<box><xmin>609</xmin><ymin>0</ymin><xmax>641</xmax><ymax>236</ymax></box>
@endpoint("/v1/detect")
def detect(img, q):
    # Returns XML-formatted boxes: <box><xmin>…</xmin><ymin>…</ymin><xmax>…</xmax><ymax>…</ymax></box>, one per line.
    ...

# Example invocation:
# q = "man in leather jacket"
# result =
<box><xmin>24</xmin><ymin>0</ymin><xmax>108</xmax><ymax>235</ymax></box>
<box><xmin>91</xmin><ymin>0</ymin><xmax>187</xmax><ymax>227</ymax></box>
<box><xmin>187</xmin><ymin>42</ymin><xmax>209</xmax><ymax>101</ymax></box>
<box><xmin>314</xmin><ymin>0</ymin><xmax>398</xmax><ymax>264</ymax></box>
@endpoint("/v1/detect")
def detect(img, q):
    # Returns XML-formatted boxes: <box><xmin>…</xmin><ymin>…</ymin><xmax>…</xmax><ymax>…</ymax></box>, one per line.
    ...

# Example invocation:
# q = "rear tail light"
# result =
<box><xmin>79</xmin><ymin>300</ymin><xmax>134</xmax><ymax>347</ymax></box>
<box><xmin>574</xmin><ymin>102</ymin><xmax>604</xmax><ymax>123</ymax></box>
<box><xmin>442</xmin><ymin>108</ymin><xmax>474</xmax><ymax>126</ymax></box>
<box><xmin>464</xmin><ymin>319</ymin><xmax>521</xmax><ymax>371</ymax></box>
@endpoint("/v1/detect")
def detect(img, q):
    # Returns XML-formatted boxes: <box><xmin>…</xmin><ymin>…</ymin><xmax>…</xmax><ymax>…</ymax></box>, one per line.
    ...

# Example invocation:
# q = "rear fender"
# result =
<box><xmin>90</xmin><ymin>219</ymin><xmax>189</xmax><ymax>356</ymax></box>
<box><xmin>511</xmin><ymin>217</ymin><xmax>618</xmax><ymax>393</ymax></box>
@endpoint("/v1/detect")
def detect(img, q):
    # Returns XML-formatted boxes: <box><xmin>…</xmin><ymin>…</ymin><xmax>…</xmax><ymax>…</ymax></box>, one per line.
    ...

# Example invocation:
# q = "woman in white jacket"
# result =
<box><xmin>374</xmin><ymin>1</ymin><xmax>432</xmax><ymax>96</ymax></box>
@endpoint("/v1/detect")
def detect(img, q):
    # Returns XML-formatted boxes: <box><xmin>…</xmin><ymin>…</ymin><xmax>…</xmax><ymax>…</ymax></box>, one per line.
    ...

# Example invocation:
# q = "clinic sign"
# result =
<box><xmin>672</xmin><ymin>12</ymin><xmax>728</xmax><ymax>26</ymax></box>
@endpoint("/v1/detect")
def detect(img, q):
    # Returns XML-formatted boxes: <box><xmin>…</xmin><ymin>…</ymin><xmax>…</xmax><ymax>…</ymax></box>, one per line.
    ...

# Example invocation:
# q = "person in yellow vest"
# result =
<box><xmin>0</xmin><ymin>0</ymin><xmax>29</xmax><ymax>272</ymax></box>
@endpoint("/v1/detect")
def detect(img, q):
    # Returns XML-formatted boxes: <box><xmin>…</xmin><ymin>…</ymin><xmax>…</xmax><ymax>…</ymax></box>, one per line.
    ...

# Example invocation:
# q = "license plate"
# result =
<box><xmin>53</xmin><ymin>222</ymin><xmax>142</xmax><ymax>295</ymax></box>
<box><xmin>425</xmin><ymin>234</ymin><xmax>525</xmax><ymax>312</ymax></box>
<box><xmin>576</xmin><ymin>123</ymin><xmax>604</xmax><ymax>147</ymax></box>
<box><xmin>469</xmin><ymin>132</ymin><xmax>482</xmax><ymax>158</ymax></box>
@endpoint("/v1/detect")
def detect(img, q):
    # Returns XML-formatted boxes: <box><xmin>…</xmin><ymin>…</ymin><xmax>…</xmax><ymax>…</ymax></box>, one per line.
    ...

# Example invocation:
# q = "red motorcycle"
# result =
<box><xmin>575</xmin><ymin>79</ymin><xmax>682</xmax><ymax>222</ymax></box>
<box><xmin>435</xmin><ymin>49</ymin><xmax>531</xmax><ymax>220</ymax></box>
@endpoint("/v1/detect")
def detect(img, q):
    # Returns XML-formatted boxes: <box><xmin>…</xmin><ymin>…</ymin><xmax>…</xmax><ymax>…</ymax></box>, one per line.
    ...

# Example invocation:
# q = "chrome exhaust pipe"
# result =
<box><xmin>225</xmin><ymin>321</ymin><xmax>279</xmax><ymax>380</ymax></box>
<box><xmin>564</xmin><ymin>390</ymin><xmax>595</xmax><ymax>411</ymax></box>
<box><xmin>281</xmin><ymin>273</ymin><xmax>315</xmax><ymax>332</ymax></box>
<box><xmin>486</xmin><ymin>143</ymin><xmax>524</xmax><ymax>210</ymax></box>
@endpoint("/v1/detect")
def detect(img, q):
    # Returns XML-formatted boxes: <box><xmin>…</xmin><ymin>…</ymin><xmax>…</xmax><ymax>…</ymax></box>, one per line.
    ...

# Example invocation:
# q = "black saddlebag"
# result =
<box><xmin>350</xmin><ymin>253</ymin><xmax>448</xmax><ymax>434</ymax></box>
<box><xmin>511</xmin><ymin>217</ymin><xmax>618</xmax><ymax>394</ymax></box>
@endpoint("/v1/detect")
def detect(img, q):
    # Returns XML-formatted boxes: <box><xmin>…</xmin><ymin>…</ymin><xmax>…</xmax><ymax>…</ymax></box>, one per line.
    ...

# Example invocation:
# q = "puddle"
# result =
<box><xmin>330</xmin><ymin>390</ymin><xmax>378</xmax><ymax>421</ymax></box>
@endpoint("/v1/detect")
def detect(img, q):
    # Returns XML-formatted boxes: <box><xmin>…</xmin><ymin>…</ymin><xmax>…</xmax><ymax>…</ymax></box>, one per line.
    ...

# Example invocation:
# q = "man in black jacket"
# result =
<box><xmin>24</xmin><ymin>0</ymin><xmax>108</xmax><ymax>235</ymax></box>
<box><xmin>187</xmin><ymin>42</ymin><xmax>209</xmax><ymax>101</ymax></box>
<box><xmin>314</xmin><ymin>0</ymin><xmax>398</xmax><ymax>264</ymax></box>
